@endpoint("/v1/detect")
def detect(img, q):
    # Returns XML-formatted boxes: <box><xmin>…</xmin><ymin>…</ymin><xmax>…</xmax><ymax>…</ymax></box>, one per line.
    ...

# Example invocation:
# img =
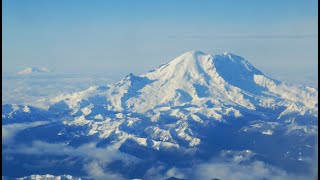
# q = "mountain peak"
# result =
<box><xmin>137</xmin><ymin>50</ymin><xmax>274</xmax><ymax>109</ymax></box>
<box><xmin>174</xmin><ymin>51</ymin><xmax>251</xmax><ymax>68</ymax></box>
<box><xmin>125</xmin><ymin>73</ymin><xmax>137</xmax><ymax>80</ymax></box>
<box><xmin>146</xmin><ymin>51</ymin><xmax>261</xmax><ymax>79</ymax></box>
<box><xmin>184</xmin><ymin>50</ymin><xmax>206</xmax><ymax>56</ymax></box>
<box><xmin>18</xmin><ymin>67</ymin><xmax>50</xmax><ymax>75</ymax></box>
<box><xmin>178</xmin><ymin>50</ymin><xmax>208</xmax><ymax>60</ymax></box>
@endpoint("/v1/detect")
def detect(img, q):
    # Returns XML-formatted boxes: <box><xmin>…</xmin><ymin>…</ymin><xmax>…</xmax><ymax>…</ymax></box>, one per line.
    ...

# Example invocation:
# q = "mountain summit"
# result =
<box><xmin>138</xmin><ymin>50</ymin><xmax>267</xmax><ymax>110</ymax></box>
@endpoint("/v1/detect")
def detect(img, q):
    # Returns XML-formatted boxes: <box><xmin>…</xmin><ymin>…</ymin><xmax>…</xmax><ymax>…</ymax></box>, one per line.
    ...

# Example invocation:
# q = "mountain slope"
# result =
<box><xmin>2</xmin><ymin>104</ymin><xmax>53</xmax><ymax>125</ymax></box>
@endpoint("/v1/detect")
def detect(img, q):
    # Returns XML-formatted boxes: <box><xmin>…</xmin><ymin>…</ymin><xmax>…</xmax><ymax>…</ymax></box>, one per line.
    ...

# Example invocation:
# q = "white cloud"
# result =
<box><xmin>84</xmin><ymin>161</ymin><xmax>124</xmax><ymax>180</ymax></box>
<box><xmin>142</xmin><ymin>159</ymin><xmax>315</xmax><ymax>180</ymax></box>
<box><xmin>2</xmin><ymin>121</ymin><xmax>49</xmax><ymax>144</ymax></box>
<box><xmin>4</xmin><ymin>140</ymin><xmax>316</xmax><ymax>179</ymax></box>
<box><xmin>165</xmin><ymin>167</ymin><xmax>186</xmax><ymax>179</ymax></box>
<box><xmin>4</xmin><ymin>141</ymin><xmax>137</xmax><ymax>179</ymax></box>
<box><xmin>192</xmin><ymin>160</ymin><xmax>291</xmax><ymax>180</ymax></box>
<box><xmin>2</xmin><ymin>74</ymin><xmax>114</xmax><ymax>108</ymax></box>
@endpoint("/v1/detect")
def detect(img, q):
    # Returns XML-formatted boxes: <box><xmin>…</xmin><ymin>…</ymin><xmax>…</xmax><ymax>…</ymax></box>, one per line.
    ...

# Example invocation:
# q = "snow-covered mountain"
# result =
<box><xmin>17</xmin><ymin>67</ymin><xmax>50</xmax><ymax>75</ymax></box>
<box><xmin>2</xmin><ymin>51</ymin><xmax>318</xmax><ymax>179</ymax></box>
<box><xmin>49</xmin><ymin>51</ymin><xmax>317</xmax><ymax>115</ymax></box>
<box><xmin>2</xmin><ymin>104</ymin><xmax>54</xmax><ymax>125</ymax></box>
<box><xmin>43</xmin><ymin>51</ymin><xmax>317</xmax><ymax>149</ymax></box>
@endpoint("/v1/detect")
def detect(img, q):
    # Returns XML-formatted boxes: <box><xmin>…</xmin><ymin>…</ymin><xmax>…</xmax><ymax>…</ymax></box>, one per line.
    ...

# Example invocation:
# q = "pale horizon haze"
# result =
<box><xmin>2</xmin><ymin>0</ymin><xmax>318</xmax><ymax>86</ymax></box>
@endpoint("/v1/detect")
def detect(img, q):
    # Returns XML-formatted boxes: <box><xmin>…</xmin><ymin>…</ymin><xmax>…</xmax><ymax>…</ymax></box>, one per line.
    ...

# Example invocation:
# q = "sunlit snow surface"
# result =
<box><xmin>2</xmin><ymin>51</ymin><xmax>318</xmax><ymax>180</ymax></box>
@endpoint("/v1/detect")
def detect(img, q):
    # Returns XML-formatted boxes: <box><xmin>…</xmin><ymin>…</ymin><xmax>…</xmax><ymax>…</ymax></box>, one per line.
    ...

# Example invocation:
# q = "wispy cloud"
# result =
<box><xmin>5</xmin><ymin>141</ymin><xmax>138</xmax><ymax>180</ymax></box>
<box><xmin>4</xmin><ymin>140</ymin><xmax>316</xmax><ymax>179</ymax></box>
<box><xmin>2</xmin><ymin>121</ymin><xmax>49</xmax><ymax>144</ymax></box>
<box><xmin>189</xmin><ymin>160</ymin><xmax>310</xmax><ymax>180</ymax></box>
<box><xmin>6</xmin><ymin>141</ymin><xmax>137</xmax><ymax>164</ymax></box>
<box><xmin>143</xmin><ymin>159</ymin><xmax>314</xmax><ymax>180</ymax></box>
<box><xmin>167</xmin><ymin>34</ymin><xmax>318</xmax><ymax>40</ymax></box>
<box><xmin>84</xmin><ymin>161</ymin><xmax>124</xmax><ymax>180</ymax></box>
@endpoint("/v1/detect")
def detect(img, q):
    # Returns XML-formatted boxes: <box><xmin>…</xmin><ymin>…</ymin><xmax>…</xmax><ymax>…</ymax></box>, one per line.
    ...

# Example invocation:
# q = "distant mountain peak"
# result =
<box><xmin>18</xmin><ymin>67</ymin><xmax>51</xmax><ymax>75</ymax></box>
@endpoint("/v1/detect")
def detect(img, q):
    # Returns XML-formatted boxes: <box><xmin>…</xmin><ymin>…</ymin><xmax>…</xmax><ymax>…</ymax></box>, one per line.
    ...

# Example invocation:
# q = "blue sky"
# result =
<box><xmin>2</xmin><ymin>0</ymin><xmax>318</xmax><ymax>84</ymax></box>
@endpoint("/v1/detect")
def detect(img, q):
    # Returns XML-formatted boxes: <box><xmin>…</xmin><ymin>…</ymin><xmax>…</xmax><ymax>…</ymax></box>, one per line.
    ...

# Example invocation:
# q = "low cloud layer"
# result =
<box><xmin>5</xmin><ymin>141</ymin><xmax>137</xmax><ymax>165</ymax></box>
<box><xmin>3</xmin><ymin>140</ymin><xmax>317</xmax><ymax>180</ymax></box>
<box><xmin>143</xmin><ymin>159</ymin><xmax>315</xmax><ymax>180</ymax></box>
<box><xmin>190</xmin><ymin>160</ymin><xmax>311</xmax><ymax>180</ymax></box>
<box><xmin>2</xmin><ymin>121</ymin><xmax>49</xmax><ymax>144</ymax></box>
<box><xmin>84</xmin><ymin>161</ymin><xmax>124</xmax><ymax>180</ymax></box>
<box><xmin>4</xmin><ymin>141</ymin><xmax>136</xmax><ymax>179</ymax></box>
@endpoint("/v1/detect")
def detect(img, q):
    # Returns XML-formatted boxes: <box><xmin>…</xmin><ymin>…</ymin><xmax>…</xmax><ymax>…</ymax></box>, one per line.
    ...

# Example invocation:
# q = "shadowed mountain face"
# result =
<box><xmin>2</xmin><ymin>51</ymin><xmax>318</xmax><ymax>180</ymax></box>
